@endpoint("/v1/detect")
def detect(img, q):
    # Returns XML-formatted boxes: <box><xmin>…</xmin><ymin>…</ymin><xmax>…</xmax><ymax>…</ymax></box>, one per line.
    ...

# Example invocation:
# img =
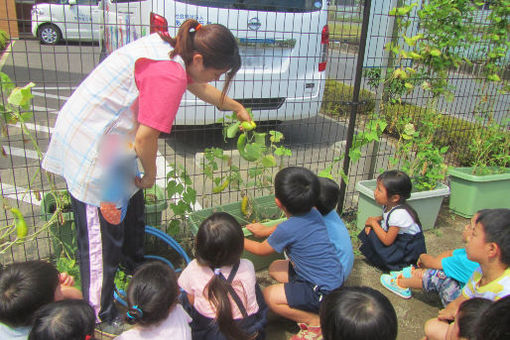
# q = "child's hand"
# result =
<box><xmin>364</xmin><ymin>226</ymin><xmax>371</xmax><ymax>235</ymax></box>
<box><xmin>365</xmin><ymin>216</ymin><xmax>382</xmax><ymax>228</ymax></box>
<box><xmin>246</xmin><ymin>223</ymin><xmax>269</xmax><ymax>238</ymax></box>
<box><xmin>59</xmin><ymin>272</ymin><xmax>75</xmax><ymax>287</ymax></box>
<box><xmin>437</xmin><ymin>306</ymin><xmax>456</xmax><ymax>321</ymax></box>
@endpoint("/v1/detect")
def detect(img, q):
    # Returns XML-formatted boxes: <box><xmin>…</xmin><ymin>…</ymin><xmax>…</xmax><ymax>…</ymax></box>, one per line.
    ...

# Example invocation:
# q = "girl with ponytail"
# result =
<box><xmin>178</xmin><ymin>212</ymin><xmax>268</xmax><ymax>340</ymax></box>
<box><xmin>42</xmin><ymin>18</ymin><xmax>249</xmax><ymax>327</ymax></box>
<box><xmin>115</xmin><ymin>261</ymin><xmax>191</xmax><ymax>339</ymax></box>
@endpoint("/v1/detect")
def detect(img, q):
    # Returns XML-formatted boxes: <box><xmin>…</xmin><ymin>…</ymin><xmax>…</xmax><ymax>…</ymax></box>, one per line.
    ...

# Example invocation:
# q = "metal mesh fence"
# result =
<box><xmin>0</xmin><ymin>0</ymin><xmax>508</xmax><ymax>263</ymax></box>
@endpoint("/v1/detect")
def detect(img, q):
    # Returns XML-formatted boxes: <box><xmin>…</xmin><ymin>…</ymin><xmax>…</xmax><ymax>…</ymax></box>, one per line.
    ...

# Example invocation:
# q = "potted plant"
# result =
<box><xmin>187</xmin><ymin>111</ymin><xmax>292</xmax><ymax>270</ymax></box>
<box><xmin>448</xmin><ymin>118</ymin><xmax>510</xmax><ymax>217</ymax></box>
<box><xmin>355</xmin><ymin>111</ymin><xmax>450</xmax><ymax>231</ymax></box>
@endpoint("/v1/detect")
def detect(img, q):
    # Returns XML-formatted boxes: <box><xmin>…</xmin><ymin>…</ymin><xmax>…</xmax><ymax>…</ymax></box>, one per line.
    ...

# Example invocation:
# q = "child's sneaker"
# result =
<box><xmin>389</xmin><ymin>265</ymin><xmax>414</xmax><ymax>278</ymax></box>
<box><xmin>290</xmin><ymin>323</ymin><xmax>323</xmax><ymax>340</ymax></box>
<box><xmin>380</xmin><ymin>273</ymin><xmax>412</xmax><ymax>299</ymax></box>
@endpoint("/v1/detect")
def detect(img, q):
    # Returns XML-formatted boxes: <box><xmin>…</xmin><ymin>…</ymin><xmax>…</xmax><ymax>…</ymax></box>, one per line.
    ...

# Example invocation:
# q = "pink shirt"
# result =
<box><xmin>134</xmin><ymin>58</ymin><xmax>192</xmax><ymax>134</ymax></box>
<box><xmin>178</xmin><ymin>259</ymin><xmax>259</xmax><ymax>319</ymax></box>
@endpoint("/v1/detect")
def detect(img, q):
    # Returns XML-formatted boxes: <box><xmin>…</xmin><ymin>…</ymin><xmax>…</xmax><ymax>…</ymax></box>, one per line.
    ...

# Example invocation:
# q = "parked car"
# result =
<box><xmin>101</xmin><ymin>0</ymin><xmax>329</xmax><ymax>125</ymax></box>
<box><xmin>31</xmin><ymin>0</ymin><xmax>102</xmax><ymax>44</ymax></box>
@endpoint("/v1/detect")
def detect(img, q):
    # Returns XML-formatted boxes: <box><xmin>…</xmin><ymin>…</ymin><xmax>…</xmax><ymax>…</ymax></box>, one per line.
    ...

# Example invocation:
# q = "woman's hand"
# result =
<box><xmin>135</xmin><ymin>174</ymin><xmax>156</xmax><ymax>189</ymax></box>
<box><xmin>235</xmin><ymin>106</ymin><xmax>251</xmax><ymax>123</ymax></box>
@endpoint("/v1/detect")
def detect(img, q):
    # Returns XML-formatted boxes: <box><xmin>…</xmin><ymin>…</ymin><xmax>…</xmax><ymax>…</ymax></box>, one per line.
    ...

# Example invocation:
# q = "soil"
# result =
<box><xmin>262</xmin><ymin>200</ymin><xmax>469</xmax><ymax>340</ymax></box>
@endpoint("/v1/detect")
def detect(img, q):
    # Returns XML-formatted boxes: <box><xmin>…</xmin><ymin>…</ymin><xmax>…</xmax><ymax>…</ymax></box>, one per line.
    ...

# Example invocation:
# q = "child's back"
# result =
<box><xmin>178</xmin><ymin>212</ymin><xmax>267</xmax><ymax>340</ymax></box>
<box><xmin>268</xmin><ymin>208</ymin><xmax>343</xmax><ymax>292</ymax></box>
<box><xmin>115</xmin><ymin>261</ymin><xmax>191</xmax><ymax>340</ymax></box>
<box><xmin>316</xmin><ymin>177</ymin><xmax>354</xmax><ymax>283</ymax></box>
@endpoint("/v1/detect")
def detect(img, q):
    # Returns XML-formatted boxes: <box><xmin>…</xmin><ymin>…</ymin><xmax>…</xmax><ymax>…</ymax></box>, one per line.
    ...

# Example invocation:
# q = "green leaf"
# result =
<box><xmin>487</xmin><ymin>74</ymin><xmax>501</xmax><ymax>82</ymax></box>
<box><xmin>261</xmin><ymin>155</ymin><xmax>277</xmax><ymax>167</ymax></box>
<box><xmin>429</xmin><ymin>48</ymin><xmax>441</xmax><ymax>57</ymax></box>
<box><xmin>269</xmin><ymin>130</ymin><xmax>284</xmax><ymax>143</ymax></box>
<box><xmin>7</xmin><ymin>82</ymin><xmax>35</xmax><ymax>109</ymax></box>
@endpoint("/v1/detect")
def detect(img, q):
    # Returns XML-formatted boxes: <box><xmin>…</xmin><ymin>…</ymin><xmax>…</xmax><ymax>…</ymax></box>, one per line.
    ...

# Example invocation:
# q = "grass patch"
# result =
<box><xmin>329</xmin><ymin>22</ymin><xmax>361</xmax><ymax>42</ymax></box>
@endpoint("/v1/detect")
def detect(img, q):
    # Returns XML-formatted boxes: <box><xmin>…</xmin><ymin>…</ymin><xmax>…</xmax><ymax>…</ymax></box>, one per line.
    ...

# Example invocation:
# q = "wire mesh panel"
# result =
<box><xmin>0</xmin><ymin>0</ymin><xmax>508</xmax><ymax>264</ymax></box>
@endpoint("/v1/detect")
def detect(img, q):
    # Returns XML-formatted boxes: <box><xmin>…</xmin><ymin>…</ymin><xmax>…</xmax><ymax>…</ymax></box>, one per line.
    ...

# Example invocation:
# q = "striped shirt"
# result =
<box><xmin>462</xmin><ymin>266</ymin><xmax>510</xmax><ymax>301</ymax></box>
<box><xmin>42</xmin><ymin>34</ymin><xmax>188</xmax><ymax>206</ymax></box>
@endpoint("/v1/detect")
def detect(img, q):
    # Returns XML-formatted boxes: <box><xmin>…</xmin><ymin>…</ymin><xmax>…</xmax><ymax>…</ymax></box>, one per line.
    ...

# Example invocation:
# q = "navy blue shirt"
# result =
<box><xmin>267</xmin><ymin>209</ymin><xmax>343</xmax><ymax>291</ymax></box>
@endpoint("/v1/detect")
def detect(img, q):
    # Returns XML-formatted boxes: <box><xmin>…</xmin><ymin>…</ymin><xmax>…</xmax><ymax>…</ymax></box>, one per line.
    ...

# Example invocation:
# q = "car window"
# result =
<box><xmin>76</xmin><ymin>0</ymin><xmax>98</xmax><ymax>4</ymax></box>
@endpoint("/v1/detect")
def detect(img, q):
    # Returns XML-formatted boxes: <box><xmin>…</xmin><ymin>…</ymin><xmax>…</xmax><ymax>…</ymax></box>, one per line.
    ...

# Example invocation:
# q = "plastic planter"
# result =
<box><xmin>355</xmin><ymin>179</ymin><xmax>450</xmax><ymax>231</ymax></box>
<box><xmin>144</xmin><ymin>184</ymin><xmax>168</xmax><ymax>227</ymax></box>
<box><xmin>41</xmin><ymin>191</ymin><xmax>75</xmax><ymax>257</ymax></box>
<box><xmin>188</xmin><ymin>195</ymin><xmax>285</xmax><ymax>271</ymax></box>
<box><xmin>448</xmin><ymin>167</ymin><xmax>510</xmax><ymax>218</ymax></box>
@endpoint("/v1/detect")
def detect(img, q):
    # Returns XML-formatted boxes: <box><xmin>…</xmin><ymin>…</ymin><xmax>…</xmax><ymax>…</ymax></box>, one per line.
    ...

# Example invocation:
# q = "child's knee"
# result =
<box><xmin>424</xmin><ymin>318</ymin><xmax>449</xmax><ymax>340</ymax></box>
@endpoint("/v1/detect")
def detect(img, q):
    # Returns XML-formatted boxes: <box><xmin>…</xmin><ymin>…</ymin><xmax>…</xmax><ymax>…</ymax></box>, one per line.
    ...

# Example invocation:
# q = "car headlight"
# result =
<box><xmin>31</xmin><ymin>7</ymin><xmax>43</xmax><ymax>16</ymax></box>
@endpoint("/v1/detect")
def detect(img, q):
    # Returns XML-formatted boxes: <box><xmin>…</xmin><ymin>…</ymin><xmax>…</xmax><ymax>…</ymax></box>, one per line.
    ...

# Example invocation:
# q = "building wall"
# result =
<box><xmin>0</xmin><ymin>0</ymin><xmax>19</xmax><ymax>39</ymax></box>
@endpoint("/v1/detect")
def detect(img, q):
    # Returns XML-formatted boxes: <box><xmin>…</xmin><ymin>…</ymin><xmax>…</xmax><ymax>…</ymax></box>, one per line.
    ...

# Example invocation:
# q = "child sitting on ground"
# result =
<box><xmin>179</xmin><ymin>212</ymin><xmax>267</xmax><ymax>340</ymax></box>
<box><xmin>320</xmin><ymin>286</ymin><xmax>398</xmax><ymax>340</ymax></box>
<box><xmin>358</xmin><ymin>170</ymin><xmax>427</xmax><ymax>271</ymax></box>
<box><xmin>316</xmin><ymin>177</ymin><xmax>354</xmax><ymax>284</ymax></box>
<box><xmin>474</xmin><ymin>295</ymin><xmax>510</xmax><ymax>340</ymax></box>
<box><xmin>380</xmin><ymin>211</ymin><xmax>480</xmax><ymax>305</ymax></box>
<box><xmin>424</xmin><ymin>208</ymin><xmax>510</xmax><ymax>340</ymax></box>
<box><xmin>245</xmin><ymin>167</ymin><xmax>342</xmax><ymax>340</ymax></box>
<box><xmin>437</xmin><ymin>297</ymin><xmax>492</xmax><ymax>340</ymax></box>
<box><xmin>29</xmin><ymin>299</ymin><xmax>96</xmax><ymax>340</ymax></box>
<box><xmin>115</xmin><ymin>261</ymin><xmax>191</xmax><ymax>340</ymax></box>
<box><xmin>0</xmin><ymin>260</ymin><xmax>82</xmax><ymax>339</ymax></box>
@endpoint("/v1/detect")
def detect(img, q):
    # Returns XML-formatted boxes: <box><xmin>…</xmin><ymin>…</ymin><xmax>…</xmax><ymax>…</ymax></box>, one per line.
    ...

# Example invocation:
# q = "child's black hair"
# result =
<box><xmin>320</xmin><ymin>286</ymin><xmax>397</xmax><ymax>340</ymax></box>
<box><xmin>0</xmin><ymin>260</ymin><xmax>59</xmax><ymax>327</ymax></box>
<box><xmin>274</xmin><ymin>167</ymin><xmax>320</xmax><ymax>216</ymax></box>
<box><xmin>475</xmin><ymin>295</ymin><xmax>510</xmax><ymax>340</ymax></box>
<box><xmin>476</xmin><ymin>208</ymin><xmax>510</xmax><ymax>266</ymax></box>
<box><xmin>377</xmin><ymin>170</ymin><xmax>421</xmax><ymax>226</ymax></box>
<box><xmin>456</xmin><ymin>297</ymin><xmax>492</xmax><ymax>340</ymax></box>
<box><xmin>125</xmin><ymin>261</ymin><xmax>179</xmax><ymax>327</ymax></box>
<box><xmin>28</xmin><ymin>299</ymin><xmax>96</xmax><ymax>340</ymax></box>
<box><xmin>316</xmin><ymin>177</ymin><xmax>339</xmax><ymax>215</ymax></box>
<box><xmin>195</xmin><ymin>212</ymin><xmax>249</xmax><ymax>340</ymax></box>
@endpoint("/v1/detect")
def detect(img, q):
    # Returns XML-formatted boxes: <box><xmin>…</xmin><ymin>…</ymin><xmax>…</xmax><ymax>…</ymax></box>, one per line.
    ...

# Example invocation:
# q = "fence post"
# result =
<box><xmin>366</xmin><ymin>0</ymin><xmax>400</xmax><ymax>179</ymax></box>
<box><xmin>337</xmin><ymin>0</ymin><xmax>372</xmax><ymax>213</ymax></box>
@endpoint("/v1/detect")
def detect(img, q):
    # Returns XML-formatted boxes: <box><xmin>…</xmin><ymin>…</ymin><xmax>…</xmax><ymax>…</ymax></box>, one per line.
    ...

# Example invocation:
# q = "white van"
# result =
<box><xmin>101</xmin><ymin>0</ymin><xmax>329</xmax><ymax>125</ymax></box>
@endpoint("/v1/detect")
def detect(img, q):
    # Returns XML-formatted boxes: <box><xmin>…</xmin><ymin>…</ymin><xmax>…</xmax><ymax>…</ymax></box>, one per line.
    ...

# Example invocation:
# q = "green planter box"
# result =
<box><xmin>355</xmin><ymin>179</ymin><xmax>450</xmax><ymax>231</ymax></box>
<box><xmin>188</xmin><ymin>195</ymin><xmax>285</xmax><ymax>271</ymax></box>
<box><xmin>144</xmin><ymin>185</ymin><xmax>168</xmax><ymax>227</ymax></box>
<box><xmin>448</xmin><ymin>167</ymin><xmax>510</xmax><ymax>218</ymax></box>
<box><xmin>41</xmin><ymin>191</ymin><xmax>75</xmax><ymax>258</ymax></box>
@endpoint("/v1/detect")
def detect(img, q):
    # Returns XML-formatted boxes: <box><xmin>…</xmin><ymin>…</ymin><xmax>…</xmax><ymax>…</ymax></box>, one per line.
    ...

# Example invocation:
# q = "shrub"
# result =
<box><xmin>320</xmin><ymin>79</ymin><xmax>375</xmax><ymax>116</ymax></box>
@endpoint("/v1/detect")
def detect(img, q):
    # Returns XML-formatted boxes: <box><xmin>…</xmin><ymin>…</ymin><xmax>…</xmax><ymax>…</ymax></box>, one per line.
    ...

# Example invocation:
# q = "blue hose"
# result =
<box><xmin>114</xmin><ymin>225</ymin><xmax>191</xmax><ymax>307</ymax></box>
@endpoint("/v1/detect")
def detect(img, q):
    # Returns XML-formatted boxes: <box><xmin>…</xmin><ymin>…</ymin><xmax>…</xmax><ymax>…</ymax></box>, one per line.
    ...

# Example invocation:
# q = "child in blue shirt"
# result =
<box><xmin>316</xmin><ymin>177</ymin><xmax>354</xmax><ymax>284</ymax></box>
<box><xmin>245</xmin><ymin>167</ymin><xmax>342</xmax><ymax>340</ymax></box>
<box><xmin>380</xmin><ymin>212</ymin><xmax>480</xmax><ymax>305</ymax></box>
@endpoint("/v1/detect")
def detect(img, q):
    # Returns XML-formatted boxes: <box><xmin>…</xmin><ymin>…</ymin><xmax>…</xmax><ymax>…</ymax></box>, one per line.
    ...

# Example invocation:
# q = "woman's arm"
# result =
<box><xmin>134</xmin><ymin>124</ymin><xmax>160</xmax><ymax>189</ymax></box>
<box><xmin>187</xmin><ymin>83</ymin><xmax>251</xmax><ymax>122</ymax></box>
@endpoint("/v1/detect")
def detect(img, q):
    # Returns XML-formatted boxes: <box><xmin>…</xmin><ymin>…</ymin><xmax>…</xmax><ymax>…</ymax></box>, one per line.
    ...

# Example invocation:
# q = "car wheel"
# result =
<box><xmin>38</xmin><ymin>24</ymin><xmax>61</xmax><ymax>45</ymax></box>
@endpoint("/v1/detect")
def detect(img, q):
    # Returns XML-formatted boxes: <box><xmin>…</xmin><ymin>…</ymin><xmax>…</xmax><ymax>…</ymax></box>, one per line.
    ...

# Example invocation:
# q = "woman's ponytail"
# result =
<box><xmin>160</xmin><ymin>19</ymin><xmax>241</xmax><ymax>101</ymax></box>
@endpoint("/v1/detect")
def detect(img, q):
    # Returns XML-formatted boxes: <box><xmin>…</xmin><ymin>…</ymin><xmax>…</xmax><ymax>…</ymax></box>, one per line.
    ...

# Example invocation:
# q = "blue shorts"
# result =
<box><xmin>422</xmin><ymin>269</ymin><xmax>462</xmax><ymax>307</ymax></box>
<box><xmin>284</xmin><ymin>265</ymin><xmax>327</xmax><ymax>313</ymax></box>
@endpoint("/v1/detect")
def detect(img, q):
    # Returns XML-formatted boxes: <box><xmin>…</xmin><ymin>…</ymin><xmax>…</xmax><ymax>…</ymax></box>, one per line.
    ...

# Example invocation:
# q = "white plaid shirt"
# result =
<box><xmin>43</xmin><ymin>34</ymin><xmax>186</xmax><ymax>206</ymax></box>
